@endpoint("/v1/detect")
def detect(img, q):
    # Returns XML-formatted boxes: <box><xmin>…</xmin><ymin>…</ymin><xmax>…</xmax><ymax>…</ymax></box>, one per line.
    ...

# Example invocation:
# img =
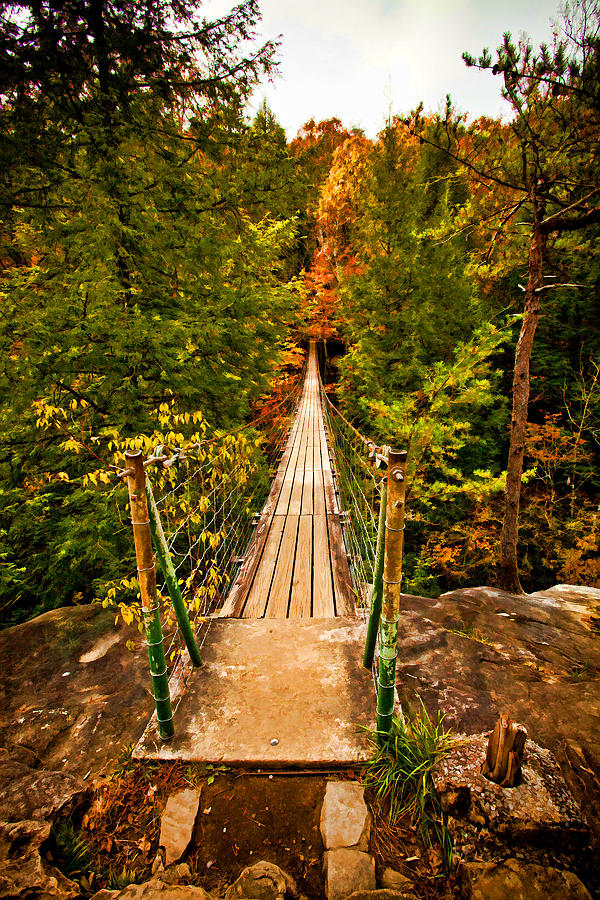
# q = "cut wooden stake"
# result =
<box><xmin>481</xmin><ymin>713</ymin><xmax>527</xmax><ymax>787</ymax></box>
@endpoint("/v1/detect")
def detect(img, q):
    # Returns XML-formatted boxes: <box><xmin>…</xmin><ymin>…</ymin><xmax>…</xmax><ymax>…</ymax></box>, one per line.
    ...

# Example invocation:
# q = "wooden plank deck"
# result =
<box><xmin>220</xmin><ymin>341</ymin><xmax>356</xmax><ymax>618</ymax></box>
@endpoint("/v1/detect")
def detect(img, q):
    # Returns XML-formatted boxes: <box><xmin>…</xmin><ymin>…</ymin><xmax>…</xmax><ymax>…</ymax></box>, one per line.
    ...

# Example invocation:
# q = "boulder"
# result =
<box><xmin>345</xmin><ymin>892</ymin><xmax>417</xmax><ymax>900</ymax></box>
<box><xmin>323</xmin><ymin>848</ymin><xmax>376</xmax><ymax>900</ymax></box>
<box><xmin>0</xmin><ymin>818</ymin><xmax>78</xmax><ymax>900</ymax></box>
<box><xmin>380</xmin><ymin>869</ymin><xmax>415</xmax><ymax>892</ymax></box>
<box><xmin>320</xmin><ymin>781</ymin><xmax>371</xmax><ymax>850</ymax></box>
<box><xmin>460</xmin><ymin>859</ymin><xmax>593</xmax><ymax>899</ymax></box>
<box><xmin>0</xmin><ymin>750</ymin><xmax>87</xmax><ymax>823</ymax></box>
<box><xmin>393</xmin><ymin>584</ymin><xmax>600</xmax><ymax>845</ymax></box>
<box><xmin>90</xmin><ymin>877</ymin><xmax>212</xmax><ymax>900</ymax></box>
<box><xmin>433</xmin><ymin>733</ymin><xmax>588</xmax><ymax>847</ymax></box>
<box><xmin>224</xmin><ymin>860</ymin><xmax>297</xmax><ymax>900</ymax></box>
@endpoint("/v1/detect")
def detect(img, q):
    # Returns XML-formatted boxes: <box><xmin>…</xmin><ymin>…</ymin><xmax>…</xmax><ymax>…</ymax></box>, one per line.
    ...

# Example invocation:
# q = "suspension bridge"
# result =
<box><xmin>124</xmin><ymin>341</ymin><xmax>405</xmax><ymax>765</ymax></box>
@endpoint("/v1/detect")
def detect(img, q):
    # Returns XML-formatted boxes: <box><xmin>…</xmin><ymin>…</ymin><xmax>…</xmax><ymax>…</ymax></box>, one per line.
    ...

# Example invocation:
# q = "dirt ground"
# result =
<box><xmin>188</xmin><ymin>773</ymin><xmax>329</xmax><ymax>898</ymax></box>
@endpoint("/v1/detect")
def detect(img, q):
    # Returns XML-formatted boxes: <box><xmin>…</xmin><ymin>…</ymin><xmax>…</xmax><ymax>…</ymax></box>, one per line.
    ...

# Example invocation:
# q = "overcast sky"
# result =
<box><xmin>204</xmin><ymin>0</ymin><xmax>563</xmax><ymax>139</ymax></box>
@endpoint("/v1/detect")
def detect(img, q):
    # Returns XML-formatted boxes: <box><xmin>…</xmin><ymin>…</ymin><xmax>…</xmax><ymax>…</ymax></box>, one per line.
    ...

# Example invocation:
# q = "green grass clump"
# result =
<box><xmin>51</xmin><ymin>820</ymin><xmax>93</xmax><ymax>881</ymax></box>
<box><xmin>362</xmin><ymin>702</ymin><xmax>454</xmax><ymax>870</ymax></box>
<box><xmin>108</xmin><ymin>866</ymin><xmax>144</xmax><ymax>890</ymax></box>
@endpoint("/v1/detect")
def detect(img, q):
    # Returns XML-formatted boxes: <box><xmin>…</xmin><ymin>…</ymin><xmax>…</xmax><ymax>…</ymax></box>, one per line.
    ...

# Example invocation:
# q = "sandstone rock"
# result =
<box><xmin>345</xmin><ymin>891</ymin><xmax>417</xmax><ymax>900</ymax></box>
<box><xmin>460</xmin><ymin>859</ymin><xmax>593</xmax><ymax>899</ymax></box>
<box><xmin>90</xmin><ymin>877</ymin><xmax>212</xmax><ymax>900</ymax></box>
<box><xmin>433</xmin><ymin>733</ymin><xmax>588</xmax><ymax>848</ymax></box>
<box><xmin>0</xmin><ymin>604</ymin><xmax>153</xmax><ymax>778</ymax></box>
<box><xmin>0</xmin><ymin>818</ymin><xmax>78</xmax><ymax>900</ymax></box>
<box><xmin>224</xmin><ymin>860</ymin><xmax>297</xmax><ymax>900</ymax></box>
<box><xmin>151</xmin><ymin>851</ymin><xmax>164</xmax><ymax>875</ymax></box>
<box><xmin>323</xmin><ymin>848</ymin><xmax>376</xmax><ymax>900</ymax></box>
<box><xmin>0</xmin><ymin>750</ymin><xmax>87</xmax><ymax>823</ymax></box>
<box><xmin>320</xmin><ymin>781</ymin><xmax>371</xmax><ymax>850</ymax></box>
<box><xmin>392</xmin><ymin>585</ymin><xmax>600</xmax><ymax>844</ymax></box>
<box><xmin>159</xmin><ymin>788</ymin><xmax>201</xmax><ymax>866</ymax></box>
<box><xmin>161</xmin><ymin>862</ymin><xmax>192</xmax><ymax>884</ymax></box>
<box><xmin>380</xmin><ymin>868</ymin><xmax>415</xmax><ymax>892</ymax></box>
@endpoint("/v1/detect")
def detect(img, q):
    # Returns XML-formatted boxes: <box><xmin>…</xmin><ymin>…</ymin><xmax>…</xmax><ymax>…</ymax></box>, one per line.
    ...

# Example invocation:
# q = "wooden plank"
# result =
<box><xmin>327</xmin><ymin>513</ymin><xmax>356</xmax><ymax>616</ymax></box>
<box><xmin>288</xmin><ymin>432</ymin><xmax>308</xmax><ymax>516</ymax></box>
<box><xmin>289</xmin><ymin>516</ymin><xmax>312</xmax><ymax>617</ymax></box>
<box><xmin>265</xmin><ymin>514</ymin><xmax>299</xmax><ymax>618</ymax></box>
<box><xmin>313</xmin><ymin>514</ymin><xmax>334</xmax><ymax>617</ymax></box>
<box><xmin>275</xmin><ymin>399</ymin><xmax>306</xmax><ymax>515</ymax></box>
<box><xmin>243</xmin><ymin>516</ymin><xmax>286</xmax><ymax>617</ymax></box>
<box><xmin>301</xmin><ymin>469</ymin><xmax>313</xmax><ymax>516</ymax></box>
<box><xmin>219</xmin><ymin>419</ymin><xmax>297</xmax><ymax>618</ymax></box>
<box><xmin>313</xmin><ymin>463</ymin><xmax>325</xmax><ymax>516</ymax></box>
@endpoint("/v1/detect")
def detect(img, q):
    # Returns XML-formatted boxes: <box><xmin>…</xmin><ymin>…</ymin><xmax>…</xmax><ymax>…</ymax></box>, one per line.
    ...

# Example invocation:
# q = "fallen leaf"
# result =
<box><xmin>138</xmin><ymin>835</ymin><xmax>151</xmax><ymax>855</ymax></box>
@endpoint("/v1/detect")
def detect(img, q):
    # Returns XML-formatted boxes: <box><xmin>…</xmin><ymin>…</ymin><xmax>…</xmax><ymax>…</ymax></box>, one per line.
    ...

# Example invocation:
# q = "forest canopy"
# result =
<box><xmin>0</xmin><ymin>0</ymin><xmax>598</xmax><ymax>626</ymax></box>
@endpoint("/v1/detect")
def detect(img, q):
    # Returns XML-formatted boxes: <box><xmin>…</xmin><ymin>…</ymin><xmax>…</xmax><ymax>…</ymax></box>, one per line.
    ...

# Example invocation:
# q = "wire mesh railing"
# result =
<box><xmin>318</xmin><ymin>364</ymin><xmax>408</xmax><ymax>740</ymax></box>
<box><xmin>319</xmin><ymin>382</ymin><xmax>386</xmax><ymax>615</ymax></box>
<box><xmin>118</xmin><ymin>374</ymin><xmax>303</xmax><ymax>739</ymax></box>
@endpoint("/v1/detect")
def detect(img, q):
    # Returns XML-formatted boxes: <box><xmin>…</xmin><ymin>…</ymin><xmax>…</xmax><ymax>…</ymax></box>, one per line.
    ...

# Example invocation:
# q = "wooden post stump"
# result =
<box><xmin>481</xmin><ymin>713</ymin><xmax>527</xmax><ymax>787</ymax></box>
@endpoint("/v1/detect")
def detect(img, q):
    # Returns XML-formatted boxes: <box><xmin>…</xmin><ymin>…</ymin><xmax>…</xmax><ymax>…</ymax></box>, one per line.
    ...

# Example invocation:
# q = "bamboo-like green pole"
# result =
<box><xmin>125</xmin><ymin>451</ymin><xmax>174</xmax><ymax>741</ymax></box>
<box><xmin>363</xmin><ymin>477</ymin><xmax>387</xmax><ymax>669</ymax></box>
<box><xmin>146</xmin><ymin>478</ymin><xmax>203</xmax><ymax>668</ymax></box>
<box><xmin>376</xmin><ymin>449</ymin><xmax>407</xmax><ymax>738</ymax></box>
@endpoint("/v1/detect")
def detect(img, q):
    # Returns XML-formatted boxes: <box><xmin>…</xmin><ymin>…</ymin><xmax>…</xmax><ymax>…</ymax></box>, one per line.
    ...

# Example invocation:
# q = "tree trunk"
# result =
<box><xmin>499</xmin><ymin>208</ymin><xmax>546</xmax><ymax>593</ymax></box>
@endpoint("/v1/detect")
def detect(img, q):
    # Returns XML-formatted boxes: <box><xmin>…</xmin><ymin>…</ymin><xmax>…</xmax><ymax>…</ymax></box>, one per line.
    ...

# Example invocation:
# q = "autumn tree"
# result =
<box><xmin>411</xmin><ymin>0</ymin><xmax>600</xmax><ymax>591</ymax></box>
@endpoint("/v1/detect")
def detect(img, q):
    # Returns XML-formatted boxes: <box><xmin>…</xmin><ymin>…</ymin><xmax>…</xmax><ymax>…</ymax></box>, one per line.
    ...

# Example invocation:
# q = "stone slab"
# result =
<box><xmin>320</xmin><ymin>781</ymin><xmax>371</xmax><ymax>849</ymax></box>
<box><xmin>134</xmin><ymin>618</ymin><xmax>375</xmax><ymax>765</ymax></box>
<box><xmin>159</xmin><ymin>788</ymin><xmax>201</xmax><ymax>866</ymax></box>
<box><xmin>323</xmin><ymin>848</ymin><xmax>376</xmax><ymax>900</ymax></box>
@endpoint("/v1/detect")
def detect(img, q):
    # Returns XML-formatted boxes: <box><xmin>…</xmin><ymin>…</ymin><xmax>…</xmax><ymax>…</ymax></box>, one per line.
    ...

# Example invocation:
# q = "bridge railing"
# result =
<box><xmin>115</xmin><ymin>377</ymin><xmax>303</xmax><ymax>740</ymax></box>
<box><xmin>319</xmin><ymin>374</ymin><xmax>408</xmax><ymax>738</ymax></box>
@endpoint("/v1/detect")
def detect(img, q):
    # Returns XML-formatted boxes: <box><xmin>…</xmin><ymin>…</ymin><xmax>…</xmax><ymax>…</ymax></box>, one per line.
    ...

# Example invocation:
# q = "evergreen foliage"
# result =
<box><xmin>0</xmin><ymin>0</ymin><xmax>598</xmax><ymax>625</ymax></box>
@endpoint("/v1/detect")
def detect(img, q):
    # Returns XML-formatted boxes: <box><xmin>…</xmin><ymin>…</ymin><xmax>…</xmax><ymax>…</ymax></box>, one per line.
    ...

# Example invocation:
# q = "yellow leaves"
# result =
<box><xmin>118</xmin><ymin>603</ymin><xmax>134</xmax><ymax>626</ymax></box>
<box><xmin>82</xmin><ymin>468</ymin><xmax>112</xmax><ymax>488</ymax></box>
<box><xmin>60</xmin><ymin>437</ymin><xmax>82</xmax><ymax>453</ymax></box>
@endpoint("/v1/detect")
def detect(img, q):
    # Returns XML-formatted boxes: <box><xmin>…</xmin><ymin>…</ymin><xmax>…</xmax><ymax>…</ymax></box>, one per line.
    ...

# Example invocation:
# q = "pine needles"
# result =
<box><xmin>362</xmin><ymin>702</ymin><xmax>454</xmax><ymax>871</ymax></box>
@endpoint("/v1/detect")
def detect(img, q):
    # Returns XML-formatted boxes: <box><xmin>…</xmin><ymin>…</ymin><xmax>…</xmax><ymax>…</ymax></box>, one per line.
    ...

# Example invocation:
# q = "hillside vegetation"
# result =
<box><xmin>1</xmin><ymin>0</ymin><xmax>599</xmax><ymax>625</ymax></box>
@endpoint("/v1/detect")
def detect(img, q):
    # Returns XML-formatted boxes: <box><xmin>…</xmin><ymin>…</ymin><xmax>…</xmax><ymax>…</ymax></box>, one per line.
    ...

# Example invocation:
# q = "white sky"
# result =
<box><xmin>204</xmin><ymin>0</ymin><xmax>563</xmax><ymax>139</ymax></box>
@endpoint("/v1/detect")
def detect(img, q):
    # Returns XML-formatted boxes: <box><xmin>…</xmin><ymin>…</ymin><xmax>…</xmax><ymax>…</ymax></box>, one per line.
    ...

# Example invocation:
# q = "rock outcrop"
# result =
<box><xmin>395</xmin><ymin>584</ymin><xmax>600</xmax><ymax>846</ymax></box>
<box><xmin>0</xmin><ymin>819</ymin><xmax>79</xmax><ymax>900</ymax></box>
<box><xmin>0</xmin><ymin>604</ymin><xmax>153</xmax><ymax>778</ymax></box>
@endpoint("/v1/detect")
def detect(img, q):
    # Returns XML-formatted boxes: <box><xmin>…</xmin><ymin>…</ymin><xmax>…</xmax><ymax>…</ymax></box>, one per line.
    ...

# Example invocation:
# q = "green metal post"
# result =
<box><xmin>146</xmin><ymin>478</ymin><xmax>203</xmax><ymax>667</ymax></box>
<box><xmin>125</xmin><ymin>451</ymin><xmax>175</xmax><ymax>741</ymax></box>
<box><xmin>363</xmin><ymin>477</ymin><xmax>387</xmax><ymax>669</ymax></box>
<box><xmin>376</xmin><ymin>449</ymin><xmax>407</xmax><ymax>739</ymax></box>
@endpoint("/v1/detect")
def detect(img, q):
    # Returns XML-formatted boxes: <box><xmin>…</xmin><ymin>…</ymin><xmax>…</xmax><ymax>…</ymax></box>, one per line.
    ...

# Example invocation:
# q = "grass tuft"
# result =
<box><xmin>51</xmin><ymin>820</ymin><xmax>93</xmax><ymax>881</ymax></box>
<box><xmin>362</xmin><ymin>700</ymin><xmax>454</xmax><ymax>871</ymax></box>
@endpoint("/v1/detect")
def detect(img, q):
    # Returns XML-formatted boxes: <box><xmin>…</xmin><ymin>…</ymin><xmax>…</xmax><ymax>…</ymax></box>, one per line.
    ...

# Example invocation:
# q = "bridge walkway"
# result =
<box><xmin>135</xmin><ymin>342</ymin><xmax>373</xmax><ymax>764</ymax></box>
<box><xmin>221</xmin><ymin>341</ymin><xmax>355</xmax><ymax>618</ymax></box>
